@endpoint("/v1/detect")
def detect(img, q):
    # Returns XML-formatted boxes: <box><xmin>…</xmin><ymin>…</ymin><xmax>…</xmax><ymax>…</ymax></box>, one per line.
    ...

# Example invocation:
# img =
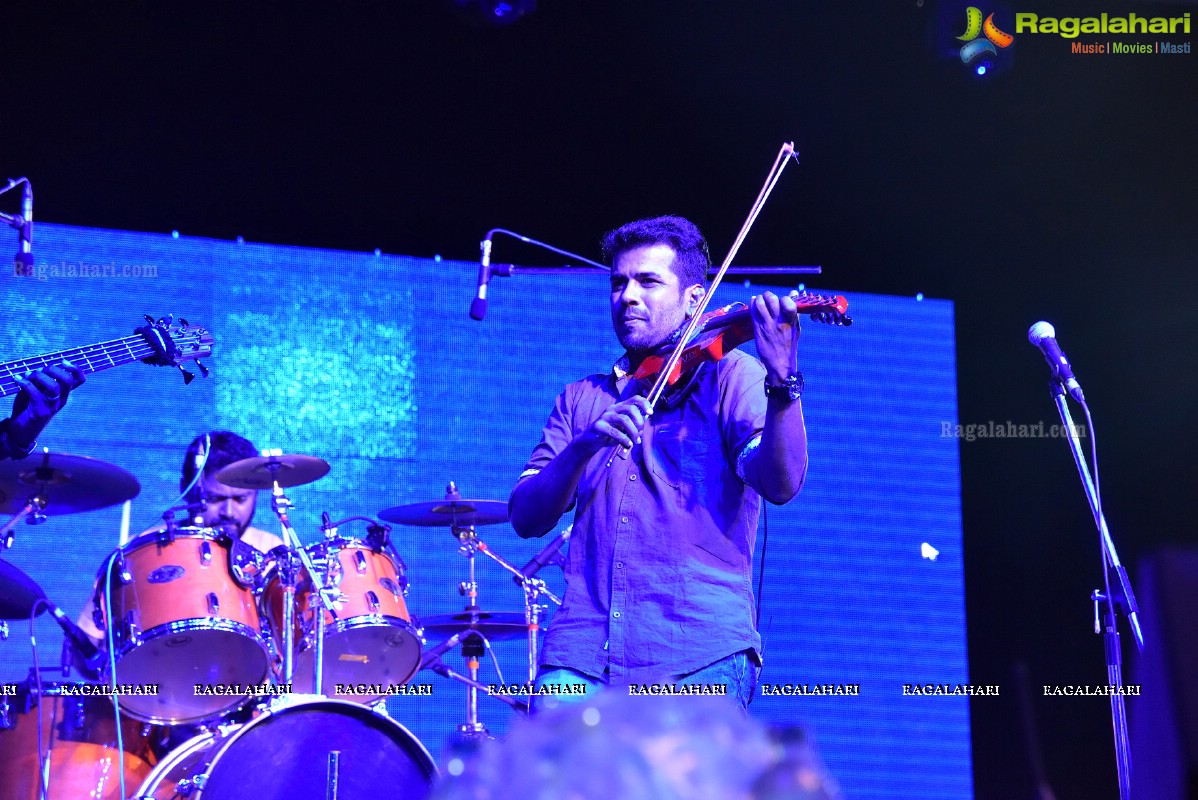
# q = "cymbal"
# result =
<box><xmin>378</xmin><ymin>499</ymin><xmax>508</xmax><ymax>527</ymax></box>
<box><xmin>215</xmin><ymin>454</ymin><xmax>330</xmax><ymax>489</ymax></box>
<box><xmin>419</xmin><ymin>610</ymin><xmax>529</xmax><ymax>642</ymax></box>
<box><xmin>0</xmin><ymin>558</ymin><xmax>48</xmax><ymax>620</ymax></box>
<box><xmin>0</xmin><ymin>452</ymin><xmax>141</xmax><ymax>515</ymax></box>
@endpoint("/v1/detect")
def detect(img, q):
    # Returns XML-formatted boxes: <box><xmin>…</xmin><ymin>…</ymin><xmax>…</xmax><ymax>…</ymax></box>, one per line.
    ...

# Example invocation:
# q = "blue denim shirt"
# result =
<box><xmin>515</xmin><ymin>349</ymin><xmax>768</xmax><ymax>682</ymax></box>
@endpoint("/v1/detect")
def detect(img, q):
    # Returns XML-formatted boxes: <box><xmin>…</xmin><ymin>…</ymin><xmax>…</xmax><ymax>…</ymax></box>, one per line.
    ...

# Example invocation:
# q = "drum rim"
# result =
<box><xmin>119</xmin><ymin>526</ymin><xmax>232</xmax><ymax>552</ymax></box>
<box><xmin>109</xmin><ymin>617</ymin><xmax>272</xmax><ymax>656</ymax></box>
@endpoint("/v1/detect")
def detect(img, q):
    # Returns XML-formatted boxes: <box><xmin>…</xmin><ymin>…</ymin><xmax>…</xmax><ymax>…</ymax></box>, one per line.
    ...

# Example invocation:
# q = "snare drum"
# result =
<box><xmin>94</xmin><ymin>527</ymin><xmax>272</xmax><ymax>724</ymax></box>
<box><xmin>131</xmin><ymin>698</ymin><xmax>437</xmax><ymax>799</ymax></box>
<box><xmin>264</xmin><ymin>538</ymin><xmax>422</xmax><ymax>702</ymax></box>
<box><xmin>0</xmin><ymin>679</ymin><xmax>162</xmax><ymax>800</ymax></box>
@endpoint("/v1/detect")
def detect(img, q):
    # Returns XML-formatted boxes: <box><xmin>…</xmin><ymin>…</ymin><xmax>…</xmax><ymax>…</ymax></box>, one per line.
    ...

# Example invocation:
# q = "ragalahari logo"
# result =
<box><xmin>957</xmin><ymin>7</ymin><xmax>1014</xmax><ymax>64</ymax></box>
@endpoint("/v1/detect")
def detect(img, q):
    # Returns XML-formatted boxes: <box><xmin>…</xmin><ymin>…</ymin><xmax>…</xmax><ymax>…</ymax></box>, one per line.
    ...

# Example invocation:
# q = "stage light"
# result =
<box><xmin>449</xmin><ymin>0</ymin><xmax>536</xmax><ymax>25</ymax></box>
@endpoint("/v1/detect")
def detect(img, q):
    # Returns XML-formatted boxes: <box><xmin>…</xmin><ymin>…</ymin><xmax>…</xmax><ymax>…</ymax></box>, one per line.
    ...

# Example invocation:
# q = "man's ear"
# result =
<box><xmin>686</xmin><ymin>285</ymin><xmax>706</xmax><ymax>317</ymax></box>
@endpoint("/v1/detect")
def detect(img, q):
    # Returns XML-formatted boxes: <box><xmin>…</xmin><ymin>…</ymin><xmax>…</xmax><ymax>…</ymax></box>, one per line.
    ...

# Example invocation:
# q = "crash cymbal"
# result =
<box><xmin>419</xmin><ymin>610</ymin><xmax>529</xmax><ymax>642</ymax></box>
<box><xmin>0</xmin><ymin>558</ymin><xmax>48</xmax><ymax>620</ymax></box>
<box><xmin>378</xmin><ymin>499</ymin><xmax>508</xmax><ymax>527</ymax></box>
<box><xmin>214</xmin><ymin>454</ymin><xmax>330</xmax><ymax>489</ymax></box>
<box><xmin>0</xmin><ymin>452</ymin><xmax>141</xmax><ymax>515</ymax></box>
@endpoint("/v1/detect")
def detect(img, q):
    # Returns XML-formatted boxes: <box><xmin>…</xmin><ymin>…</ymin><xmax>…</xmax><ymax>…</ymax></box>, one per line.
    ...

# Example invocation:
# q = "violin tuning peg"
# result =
<box><xmin>178</xmin><ymin>366</ymin><xmax>195</xmax><ymax>385</ymax></box>
<box><xmin>196</xmin><ymin>361</ymin><xmax>210</xmax><ymax>378</ymax></box>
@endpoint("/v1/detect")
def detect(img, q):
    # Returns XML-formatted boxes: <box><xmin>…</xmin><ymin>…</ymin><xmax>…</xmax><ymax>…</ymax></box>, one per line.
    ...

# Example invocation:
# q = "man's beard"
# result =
<box><xmin>617</xmin><ymin>314</ymin><xmax>690</xmax><ymax>355</ymax></box>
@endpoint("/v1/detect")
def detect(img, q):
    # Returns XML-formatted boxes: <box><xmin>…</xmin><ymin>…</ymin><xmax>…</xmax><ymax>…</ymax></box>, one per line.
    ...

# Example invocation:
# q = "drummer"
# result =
<box><xmin>77</xmin><ymin>430</ymin><xmax>284</xmax><ymax>644</ymax></box>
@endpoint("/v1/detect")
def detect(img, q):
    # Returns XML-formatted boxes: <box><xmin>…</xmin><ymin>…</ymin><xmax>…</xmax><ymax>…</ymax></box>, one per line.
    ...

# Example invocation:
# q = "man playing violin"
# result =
<box><xmin>509</xmin><ymin>215</ymin><xmax>808</xmax><ymax>711</ymax></box>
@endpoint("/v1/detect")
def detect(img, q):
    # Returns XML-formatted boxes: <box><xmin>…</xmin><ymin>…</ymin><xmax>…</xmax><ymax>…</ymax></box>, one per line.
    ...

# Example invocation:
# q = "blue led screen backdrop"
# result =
<box><xmin>1</xmin><ymin>223</ymin><xmax>970</xmax><ymax>799</ymax></box>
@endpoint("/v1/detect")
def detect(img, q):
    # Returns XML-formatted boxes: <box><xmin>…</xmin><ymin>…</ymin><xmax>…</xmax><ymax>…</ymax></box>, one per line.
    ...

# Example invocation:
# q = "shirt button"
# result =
<box><xmin>615</xmin><ymin>561</ymin><xmax>624</xmax><ymax>569</ymax></box>
<box><xmin>613</xmin><ymin>611</ymin><xmax>622</xmax><ymax>619</ymax></box>
<box><xmin>621</xmin><ymin>516</ymin><xmax>628</xmax><ymax>524</ymax></box>
<box><xmin>629</xmin><ymin>474</ymin><xmax>637</xmax><ymax>481</ymax></box>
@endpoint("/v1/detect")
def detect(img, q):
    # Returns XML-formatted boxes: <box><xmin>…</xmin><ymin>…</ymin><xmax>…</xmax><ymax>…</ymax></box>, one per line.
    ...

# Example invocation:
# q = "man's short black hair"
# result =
<box><xmin>181</xmin><ymin>430</ymin><xmax>258</xmax><ymax>502</ymax></box>
<box><xmin>601</xmin><ymin>215</ymin><xmax>711</xmax><ymax>290</ymax></box>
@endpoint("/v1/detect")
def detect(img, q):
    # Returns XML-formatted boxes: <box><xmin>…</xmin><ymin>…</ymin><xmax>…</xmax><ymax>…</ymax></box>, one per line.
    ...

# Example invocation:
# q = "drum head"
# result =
<box><xmin>198</xmin><ymin>700</ymin><xmax>436</xmax><ymax>799</ymax></box>
<box><xmin>111</xmin><ymin>626</ymin><xmax>271</xmax><ymax>723</ymax></box>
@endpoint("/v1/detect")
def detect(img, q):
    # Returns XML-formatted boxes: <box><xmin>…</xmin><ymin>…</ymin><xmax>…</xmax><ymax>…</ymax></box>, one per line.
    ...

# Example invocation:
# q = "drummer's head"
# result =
<box><xmin>181</xmin><ymin>431</ymin><xmax>260</xmax><ymax>535</ymax></box>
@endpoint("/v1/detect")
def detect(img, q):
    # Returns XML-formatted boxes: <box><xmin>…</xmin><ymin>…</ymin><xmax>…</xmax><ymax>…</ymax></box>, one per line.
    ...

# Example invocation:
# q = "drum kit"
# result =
<box><xmin>0</xmin><ymin>448</ymin><xmax>566</xmax><ymax>799</ymax></box>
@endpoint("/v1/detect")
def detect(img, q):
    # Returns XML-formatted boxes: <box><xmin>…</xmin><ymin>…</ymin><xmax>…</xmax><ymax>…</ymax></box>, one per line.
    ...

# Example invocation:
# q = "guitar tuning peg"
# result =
<box><xmin>178</xmin><ymin>366</ymin><xmax>195</xmax><ymax>385</ymax></box>
<box><xmin>180</xmin><ymin>318</ymin><xmax>190</xmax><ymax>327</ymax></box>
<box><xmin>143</xmin><ymin>314</ymin><xmax>156</xmax><ymax>325</ymax></box>
<box><xmin>158</xmin><ymin>314</ymin><xmax>174</xmax><ymax>327</ymax></box>
<box><xmin>196</xmin><ymin>361</ymin><xmax>210</xmax><ymax>378</ymax></box>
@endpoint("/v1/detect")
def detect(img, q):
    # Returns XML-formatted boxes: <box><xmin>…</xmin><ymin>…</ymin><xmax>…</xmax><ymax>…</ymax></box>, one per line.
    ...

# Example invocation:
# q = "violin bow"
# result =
<box><xmin>606</xmin><ymin>141</ymin><xmax>800</xmax><ymax>466</ymax></box>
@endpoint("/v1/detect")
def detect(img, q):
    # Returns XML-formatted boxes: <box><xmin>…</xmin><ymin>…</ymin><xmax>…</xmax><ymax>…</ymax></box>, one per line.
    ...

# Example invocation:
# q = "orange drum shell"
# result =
<box><xmin>0</xmin><ymin>684</ymin><xmax>160</xmax><ymax>800</ymax></box>
<box><xmin>99</xmin><ymin>532</ymin><xmax>263</xmax><ymax>646</ymax></box>
<box><xmin>264</xmin><ymin>541</ymin><xmax>412</xmax><ymax>643</ymax></box>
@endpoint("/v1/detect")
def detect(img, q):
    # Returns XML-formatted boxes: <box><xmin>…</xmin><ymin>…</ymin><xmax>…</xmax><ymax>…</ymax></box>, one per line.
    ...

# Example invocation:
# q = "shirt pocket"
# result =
<box><xmin>647</xmin><ymin>422</ymin><xmax>710</xmax><ymax>488</ymax></box>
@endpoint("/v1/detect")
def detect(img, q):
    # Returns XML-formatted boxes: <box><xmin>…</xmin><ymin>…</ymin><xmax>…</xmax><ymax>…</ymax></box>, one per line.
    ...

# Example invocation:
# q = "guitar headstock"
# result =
<box><xmin>794</xmin><ymin>292</ymin><xmax>853</xmax><ymax>327</ymax></box>
<box><xmin>136</xmin><ymin>315</ymin><xmax>213</xmax><ymax>383</ymax></box>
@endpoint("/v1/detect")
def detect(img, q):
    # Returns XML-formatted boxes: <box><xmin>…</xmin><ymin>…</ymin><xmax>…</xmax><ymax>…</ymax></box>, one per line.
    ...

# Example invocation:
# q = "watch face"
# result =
<box><xmin>765</xmin><ymin>373</ymin><xmax>803</xmax><ymax>401</ymax></box>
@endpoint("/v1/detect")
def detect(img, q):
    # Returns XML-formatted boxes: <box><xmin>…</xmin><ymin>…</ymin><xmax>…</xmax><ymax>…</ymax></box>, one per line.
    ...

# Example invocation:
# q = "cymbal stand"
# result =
<box><xmin>267</xmin><ymin>478</ymin><xmax>337</xmax><ymax>695</ymax></box>
<box><xmin>471</xmin><ymin>538</ymin><xmax>561</xmax><ymax>684</ymax></box>
<box><xmin>0</xmin><ymin>494</ymin><xmax>47</xmax><ymax>549</ymax></box>
<box><xmin>451</xmin><ymin>522</ymin><xmax>489</xmax><ymax>740</ymax></box>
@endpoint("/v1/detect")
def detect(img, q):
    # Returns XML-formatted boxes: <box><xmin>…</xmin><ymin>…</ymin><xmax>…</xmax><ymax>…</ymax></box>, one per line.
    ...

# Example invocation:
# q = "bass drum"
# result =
<box><xmin>131</xmin><ymin>699</ymin><xmax>437</xmax><ymax>799</ymax></box>
<box><xmin>0</xmin><ymin>680</ymin><xmax>162</xmax><ymax>800</ymax></box>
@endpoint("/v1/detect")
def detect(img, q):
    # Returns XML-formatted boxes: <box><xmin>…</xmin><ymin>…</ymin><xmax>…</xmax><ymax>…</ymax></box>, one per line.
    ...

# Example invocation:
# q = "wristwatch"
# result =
<box><xmin>764</xmin><ymin>372</ymin><xmax>804</xmax><ymax>402</ymax></box>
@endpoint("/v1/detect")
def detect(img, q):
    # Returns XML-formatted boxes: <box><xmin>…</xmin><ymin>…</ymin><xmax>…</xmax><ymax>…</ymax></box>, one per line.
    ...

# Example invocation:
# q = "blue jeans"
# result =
<box><xmin>532</xmin><ymin>651</ymin><xmax>759</xmax><ymax>713</ymax></box>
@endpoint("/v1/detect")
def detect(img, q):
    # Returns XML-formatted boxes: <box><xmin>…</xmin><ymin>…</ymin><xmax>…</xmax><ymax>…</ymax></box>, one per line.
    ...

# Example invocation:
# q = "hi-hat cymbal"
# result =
<box><xmin>0</xmin><ymin>452</ymin><xmax>141</xmax><ymax>515</ymax></box>
<box><xmin>419</xmin><ymin>610</ymin><xmax>529</xmax><ymax>642</ymax></box>
<box><xmin>214</xmin><ymin>454</ymin><xmax>330</xmax><ymax>489</ymax></box>
<box><xmin>378</xmin><ymin>499</ymin><xmax>508</xmax><ymax>527</ymax></box>
<box><xmin>0</xmin><ymin>558</ymin><xmax>48</xmax><ymax>620</ymax></box>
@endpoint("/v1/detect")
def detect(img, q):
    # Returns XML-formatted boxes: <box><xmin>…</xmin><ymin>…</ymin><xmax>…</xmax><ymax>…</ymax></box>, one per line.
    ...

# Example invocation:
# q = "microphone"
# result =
<box><xmin>419</xmin><ymin>631</ymin><xmax>462</xmax><ymax>671</ymax></box>
<box><xmin>514</xmin><ymin>527</ymin><xmax>571</xmax><ymax>585</ymax></box>
<box><xmin>44</xmin><ymin>600</ymin><xmax>103</xmax><ymax>674</ymax></box>
<box><xmin>14</xmin><ymin>180</ymin><xmax>32</xmax><ymax>276</ymax></box>
<box><xmin>1028</xmin><ymin>321</ymin><xmax>1084</xmax><ymax>402</ymax></box>
<box><xmin>469</xmin><ymin>233</ymin><xmax>494</xmax><ymax>321</ymax></box>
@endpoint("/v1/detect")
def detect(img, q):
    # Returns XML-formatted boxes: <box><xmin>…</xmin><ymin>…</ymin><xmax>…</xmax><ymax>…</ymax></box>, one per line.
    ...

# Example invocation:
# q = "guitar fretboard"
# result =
<box><xmin>0</xmin><ymin>336</ymin><xmax>161</xmax><ymax>398</ymax></box>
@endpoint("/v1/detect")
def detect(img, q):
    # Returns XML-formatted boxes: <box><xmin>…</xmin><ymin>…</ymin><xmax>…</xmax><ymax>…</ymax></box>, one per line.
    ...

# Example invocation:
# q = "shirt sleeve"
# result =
<box><xmin>718</xmin><ymin>353</ymin><xmax>768</xmax><ymax>488</ymax></box>
<box><xmin>510</xmin><ymin>383</ymin><xmax>580</xmax><ymax>507</ymax></box>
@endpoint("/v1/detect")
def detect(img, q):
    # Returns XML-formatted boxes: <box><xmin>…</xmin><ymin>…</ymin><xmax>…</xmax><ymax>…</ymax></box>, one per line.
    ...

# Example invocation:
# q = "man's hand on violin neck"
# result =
<box><xmin>750</xmin><ymin>290</ymin><xmax>802</xmax><ymax>382</ymax></box>
<box><xmin>580</xmin><ymin>396</ymin><xmax>654</xmax><ymax>453</ymax></box>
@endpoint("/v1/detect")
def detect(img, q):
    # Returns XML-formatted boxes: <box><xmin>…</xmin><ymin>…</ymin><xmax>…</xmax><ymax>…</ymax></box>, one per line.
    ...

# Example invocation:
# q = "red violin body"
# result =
<box><xmin>632</xmin><ymin>292</ymin><xmax>851</xmax><ymax>388</ymax></box>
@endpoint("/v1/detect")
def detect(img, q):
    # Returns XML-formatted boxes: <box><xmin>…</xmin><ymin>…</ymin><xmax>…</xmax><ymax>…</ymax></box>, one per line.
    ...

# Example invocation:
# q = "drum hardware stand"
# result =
<box><xmin>474</xmin><ymin>545</ymin><xmax>561</xmax><ymax>684</ymax></box>
<box><xmin>1045</xmin><ymin>377</ymin><xmax>1143</xmax><ymax>800</ymax></box>
<box><xmin>450</xmin><ymin>521</ymin><xmax>489</xmax><ymax>740</ymax></box>
<box><xmin>1</xmin><ymin>494</ymin><xmax>48</xmax><ymax>549</ymax></box>
<box><xmin>265</xmin><ymin>475</ymin><xmax>338</xmax><ymax>696</ymax></box>
<box><xmin>269</xmin><ymin>480</ymin><xmax>334</xmax><ymax>693</ymax></box>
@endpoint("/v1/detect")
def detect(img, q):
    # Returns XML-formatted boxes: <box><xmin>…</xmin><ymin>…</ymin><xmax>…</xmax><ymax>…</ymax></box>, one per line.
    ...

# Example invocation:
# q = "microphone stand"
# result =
<box><xmin>1046</xmin><ymin>378</ymin><xmax>1143</xmax><ymax>800</ymax></box>
<box><xmin>470</xmin><ymin>226</ymin><xmax>823</xmax><ymax>320</ymax></box>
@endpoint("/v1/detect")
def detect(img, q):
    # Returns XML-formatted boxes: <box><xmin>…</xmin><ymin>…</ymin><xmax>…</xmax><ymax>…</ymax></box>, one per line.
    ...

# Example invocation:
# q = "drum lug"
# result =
<box><xmin>366</xmin><ymin>591</ymin><xmax>381</xmax><ymax>614</ymax></box>
<box><xmin>117</xmin><ymin>553</ymin><xmax>134</xmax><ymax>584</ymax></box>
<box><xmin>123</xmin><ymin>611</ymin><xmax>142</xmax><ymax>646</ymax></box>
<box><xmin>178</xmin><ymin>774</ymin><xmax>207</xmax><ymax>795</ymax></box>
<box><xmin>207</xmin><ymin>592</ymin><xmax>220</xmax><ymax>616</ymax></box>
<box><xmin>354</xmin><ymin>550</ymin><xmax>368</xmax><ymax>574</ymax></box>
<box><xmin>200</xmin><ymin>540</ymin><xmax>213</xmax><ymax>566</ymax></box>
